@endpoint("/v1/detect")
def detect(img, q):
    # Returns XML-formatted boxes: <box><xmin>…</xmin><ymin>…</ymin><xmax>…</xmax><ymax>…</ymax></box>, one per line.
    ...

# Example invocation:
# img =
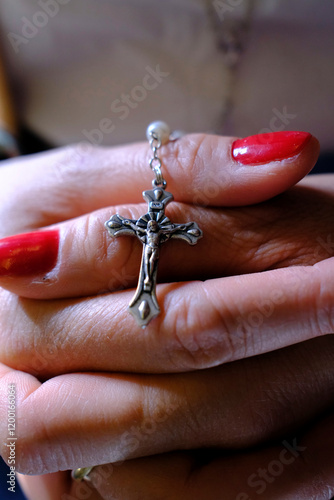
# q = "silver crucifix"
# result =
<box><xmin>105</xmin><ymin>185</ymin><xmax>202</xmax><ymax>327</ymax></box>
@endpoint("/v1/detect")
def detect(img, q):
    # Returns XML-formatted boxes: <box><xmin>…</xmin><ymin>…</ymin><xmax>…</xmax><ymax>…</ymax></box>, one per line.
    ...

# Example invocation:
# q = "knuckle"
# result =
<box><xmin>135</xmin><ymin>382</ymin><xmax>202</xmax><ymax>453</ymax></box>
<box><xmin>315</xmin><ymin>269</ymin><xmax>334</xmax><ymax>334</ymax></box>
<box><xmin>165</xmin><ymin>284</ymin><xmax>234</xmax><ymax>370</ymax></box>
<box><xmin>52</xmin><ymin>143</ymin><xmax>101</xmax><ymax>177</ymax></box>
<box><xmin>167</xmin><ymin>133</ymin><xmax>209</xmax><ymax>188</ymax></box>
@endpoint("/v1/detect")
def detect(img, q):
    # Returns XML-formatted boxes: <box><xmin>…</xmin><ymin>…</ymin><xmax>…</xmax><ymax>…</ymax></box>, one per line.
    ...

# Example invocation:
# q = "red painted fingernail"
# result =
<box><xmin>0</xmin><ymin>230</ymin><xmax>59</xmax><ymax>277</ymax></box>
<box><xmin>232</xmin><ymin>131</ymin><xmax>312</xmax><ymax>165</ymax></box>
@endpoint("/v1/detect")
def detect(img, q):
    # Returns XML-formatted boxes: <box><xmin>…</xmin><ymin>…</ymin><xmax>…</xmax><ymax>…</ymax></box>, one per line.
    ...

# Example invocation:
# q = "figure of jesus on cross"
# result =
<box><xmin>105</xmin><ymin>186</ymin><xmax>202</xmax><ymax>327</ymax></box>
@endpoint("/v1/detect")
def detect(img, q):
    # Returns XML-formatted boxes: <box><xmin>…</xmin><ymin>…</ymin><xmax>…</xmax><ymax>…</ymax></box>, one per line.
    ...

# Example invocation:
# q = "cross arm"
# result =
<box><xmin>168</xmin><ymin>221</ymin><xmax>202</xmax><ymax>245</ymax></box>
<box><xmin>105</xmin><ymin>214</ymin><xmax>144</xmax><ymax>238</ymax></box>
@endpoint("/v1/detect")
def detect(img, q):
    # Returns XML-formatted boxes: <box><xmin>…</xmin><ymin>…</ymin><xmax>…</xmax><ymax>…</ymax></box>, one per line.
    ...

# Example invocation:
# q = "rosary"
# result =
<box><xmin>105</xmin><ymin>122</ymin><xmax>202</xmax><ymax>327</ymax></box>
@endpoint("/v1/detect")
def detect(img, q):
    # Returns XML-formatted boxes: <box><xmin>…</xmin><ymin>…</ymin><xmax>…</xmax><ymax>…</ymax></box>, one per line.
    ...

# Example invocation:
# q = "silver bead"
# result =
<box><xmin>146</xmin><ymin>121</ymin><xmax>170</xmax><ymax>145</ymax></box>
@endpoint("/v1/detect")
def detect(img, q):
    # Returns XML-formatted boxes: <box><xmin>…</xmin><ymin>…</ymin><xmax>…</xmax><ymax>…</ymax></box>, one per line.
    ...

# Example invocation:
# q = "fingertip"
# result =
<box><xmin>0</xmin><ymin>230</ymin><xmax>59</xmax><ymax>279</ymax></box>
<box><xmin>231</xmin><ymin>131</ymin><xmax>313</xmax><ymax>165</ymax></box>
<box><xmin>302</xmin><ymin>133</ymin><xmax>320</xmax><ymax>173</ymax></box>
<box><xmin>165</xmin><ymin>132</ymin><xmax>320</xmax><ymax>207</ymax></box>
<box><xmin>228</xmin><ymin>131</ymin><xmax>320</xmax><ymax>205</ymax></box>
<box><xmin>233</xmin><ymin>132</ymin><xmax>321</xmax><ymax>205</ymax></box>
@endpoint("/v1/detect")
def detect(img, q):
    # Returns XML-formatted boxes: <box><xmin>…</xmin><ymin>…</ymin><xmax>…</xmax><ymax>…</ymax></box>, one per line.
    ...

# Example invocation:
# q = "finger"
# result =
<box><xmin>1</xmin><ymin>179</ymin><xmax>334</xmax><ymax>299</ymax></box>
<box><xmin>88</xmin><ymin>413</ymin><xmax>334</xmax><ymax>500</ymax></box>
<box><xmin>16</xmin><ymin>414</ymin><xmax>334</xmax><ymax>500</ymax></box>
<box><xmin>1</xmin><ymin>258</ymin><xmax>333</xmax><ymax>375</ymax></box>
<box><xmin>16</xmin><ymin>472</ymin><xmax>75</xmax><ymax>500</ymax></box>
<box><xmin>0</xmin><ymin>132</ymin><xmax>319</xmax><ymax>236</ymax></box>
<box><xmin>1</xmin><ymin>336</ymin><xmax>334</xmax><ymax>474</ymax></box>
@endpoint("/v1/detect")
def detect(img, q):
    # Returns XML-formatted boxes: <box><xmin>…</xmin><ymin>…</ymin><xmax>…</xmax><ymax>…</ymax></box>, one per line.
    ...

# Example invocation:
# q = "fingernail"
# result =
<box><xmin>0</xmin><ymin>230</ymin><xmax>59</xmax><ymax>277</ymax></box>
<box><xmin>232</xmin><ymin>131</ymin><xmax>312</xmax><ymax>165</ymax></box>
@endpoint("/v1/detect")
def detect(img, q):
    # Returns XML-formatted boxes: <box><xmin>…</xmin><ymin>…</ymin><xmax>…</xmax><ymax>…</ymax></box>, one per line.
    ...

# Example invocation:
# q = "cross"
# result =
<box><xmin>105</xmin><ymin>186</ymin><xmax>202</xmax><ymax>327</ymax></box>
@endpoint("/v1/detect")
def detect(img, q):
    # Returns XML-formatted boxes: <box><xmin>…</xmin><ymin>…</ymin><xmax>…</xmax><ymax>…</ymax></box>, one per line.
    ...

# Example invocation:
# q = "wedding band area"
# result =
<box><xmin>71</xmin><ymin>466</ymin><xmax>95</xmax><ymax>481</ymax></box>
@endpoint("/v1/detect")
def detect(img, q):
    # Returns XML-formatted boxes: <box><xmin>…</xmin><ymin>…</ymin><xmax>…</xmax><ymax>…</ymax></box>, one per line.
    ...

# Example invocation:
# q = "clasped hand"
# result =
<box><xmin>0</xmin><ymin>134</ymin><xmax>333</xmax><ymax>499</ymax></box>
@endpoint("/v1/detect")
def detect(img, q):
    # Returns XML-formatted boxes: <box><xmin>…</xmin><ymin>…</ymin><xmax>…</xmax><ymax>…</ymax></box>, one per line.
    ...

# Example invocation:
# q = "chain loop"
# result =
<box><xmin>148</xmin><ymin>131</ymin><xmax>166</xmax><ymax>188</ymax></box>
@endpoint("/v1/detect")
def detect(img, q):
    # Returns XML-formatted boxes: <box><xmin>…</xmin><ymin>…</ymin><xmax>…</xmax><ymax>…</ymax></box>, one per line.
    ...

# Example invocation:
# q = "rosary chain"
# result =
<box><xmin>149</xmin><ymin>131</ymin><xmax>166</xmax><ymax>188</ymax></box>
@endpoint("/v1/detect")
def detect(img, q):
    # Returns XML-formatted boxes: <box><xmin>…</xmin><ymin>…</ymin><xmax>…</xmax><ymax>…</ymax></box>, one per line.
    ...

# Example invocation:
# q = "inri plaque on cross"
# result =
<box><xmin>105</xmin><ymin>186</ymin><xmax>202</xmax><ymax>327</ymax></box>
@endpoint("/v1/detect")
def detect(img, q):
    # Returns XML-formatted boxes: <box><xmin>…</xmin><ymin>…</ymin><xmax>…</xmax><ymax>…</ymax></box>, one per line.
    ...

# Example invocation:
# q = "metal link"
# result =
<box><xmin>72</xmin><ymin>467</ymin><xmax>94</xmax><ymax>481</ymax></box>
<box><xmin>148</xmin><ymin>131</ymin><xmax>166</xmax><ymax>187</ymax></box>
<box><xmin>150</xmin><ymin>136</ymin><xmax>161</xmax><ymax>150</ymax></box>
<box><xmin>149</xmin><ymin>157</ymin><xmax>162</xmax><ymax>170</ymax></box>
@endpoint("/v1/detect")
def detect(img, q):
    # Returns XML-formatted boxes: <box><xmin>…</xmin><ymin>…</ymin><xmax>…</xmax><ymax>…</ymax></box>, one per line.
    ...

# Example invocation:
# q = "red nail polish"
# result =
<box><xmin>232</xmin><ymin>131</ymin><xmax>312</xmax><ymax>165</ymax></box>
<box><xmin>0</xmin><ymin>230</ymin><xmax>59</xmax><ymax>277</ymax></box>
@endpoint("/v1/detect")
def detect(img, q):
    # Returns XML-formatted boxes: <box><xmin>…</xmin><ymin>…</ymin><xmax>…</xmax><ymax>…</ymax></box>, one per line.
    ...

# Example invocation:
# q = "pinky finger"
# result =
<box><xmin>87</xmin><ymin>413</ymin><xmax>334</xmax><ymax>500</ymax></box>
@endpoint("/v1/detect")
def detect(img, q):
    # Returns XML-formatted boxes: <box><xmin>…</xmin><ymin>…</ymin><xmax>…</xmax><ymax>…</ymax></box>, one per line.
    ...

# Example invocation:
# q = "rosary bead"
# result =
<box><xmin>146</xmin><ymin>121</ymin><xmax>170</xmax><ymax>145</ymax></box>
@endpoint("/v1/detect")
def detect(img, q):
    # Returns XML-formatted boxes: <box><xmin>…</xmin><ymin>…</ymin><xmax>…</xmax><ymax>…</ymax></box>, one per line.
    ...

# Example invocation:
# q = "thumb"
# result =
<box><xmin>165</xmin><ymin>130</ymin><xmax>319</xmax><ymax>207</ymax></box>
<box><xmin>0</xmin><ymin>131</ymin><xmax>319</xmax><ymax>235</ymax></box>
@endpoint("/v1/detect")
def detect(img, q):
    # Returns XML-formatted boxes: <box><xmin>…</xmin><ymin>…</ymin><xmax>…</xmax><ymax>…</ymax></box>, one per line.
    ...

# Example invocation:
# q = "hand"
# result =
<box><xmin>11</xmin><ymin>337</ymin><xmax>334</xmax><ymax>499</ymax></box>
<box><xmin>0</xmin><ymin>133</ymin><xmax>333</xmax><ymax>497</ymax></box>
<box><xmin>0</xmin><ymin>134</ymin><xmax>330</xmax><ymax>376</ymax></box>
